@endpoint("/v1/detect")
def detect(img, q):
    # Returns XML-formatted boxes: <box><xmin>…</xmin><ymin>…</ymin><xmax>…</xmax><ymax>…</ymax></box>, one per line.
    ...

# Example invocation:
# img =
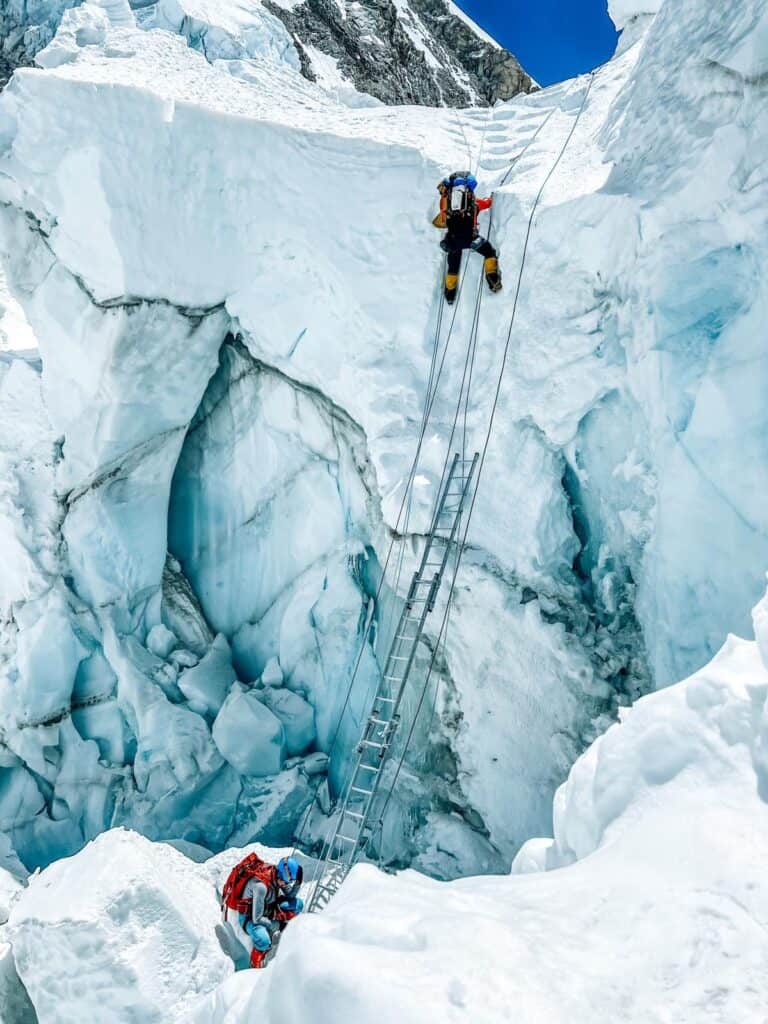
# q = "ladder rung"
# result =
<box><xmin>344</xmin><ymin>810</ymin><xmax>364</xmax><ymax>820</ymax></box>
<box><xmin>356</xmin><ymin>765</ymin><xmax>379</xmax><ymax>774</ymax></box>
<box><xmin>360</xmin><ymin>739</ymin><xmax>386</xmax><ymax>750</ymax></box>
<box><xmin>351</xmin><ymin>785</ymin><xmax>373</xmax><ymax>796</ymax></box>
<box><xmin>335</xmin><ymin>835</ymin><xmax>357</xmax><ymax>844</ymax></box>
<box><xmin>375</xmin><ymin>696</ymin><xmax>396</xmax><ymax>704</ymax></box>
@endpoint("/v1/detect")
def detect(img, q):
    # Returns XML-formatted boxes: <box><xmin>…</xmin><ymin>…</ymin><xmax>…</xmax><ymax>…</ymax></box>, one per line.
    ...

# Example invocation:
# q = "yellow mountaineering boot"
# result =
<box><xmin>444</xmin><ymin>272</ymin><xmax>459</xmax><ymax>305</ymax></box>
<box><xmin>484</xmin><ymin>257</ymin><xmax>502</xmax><ymax>293</ymax></box>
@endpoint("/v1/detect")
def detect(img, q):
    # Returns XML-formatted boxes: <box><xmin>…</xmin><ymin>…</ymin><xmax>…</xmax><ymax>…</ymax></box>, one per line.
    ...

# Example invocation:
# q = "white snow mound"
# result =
<box><xmin>7</xmin><ymin>828</ymin><xmax>232</xmax><ymax>1023</ymax></box>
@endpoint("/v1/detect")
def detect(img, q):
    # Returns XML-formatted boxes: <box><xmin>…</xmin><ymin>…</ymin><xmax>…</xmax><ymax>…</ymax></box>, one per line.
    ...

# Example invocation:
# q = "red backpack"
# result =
<box><xmin>221</xmin><ymin>853</ymin><xmax>276</xmax><ymax>919</ymax></box>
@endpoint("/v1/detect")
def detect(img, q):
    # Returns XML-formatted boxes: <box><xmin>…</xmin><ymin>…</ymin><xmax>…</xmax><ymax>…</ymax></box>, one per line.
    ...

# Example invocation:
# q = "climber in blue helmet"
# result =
<box><xmin>222</xmin><ymin>852</ymin><xmax>304</xmax><ymax>968</ymax></box>
<box><xmin>277</xmin><ymin>856</ymin><xmax>302</xmax><ymax>894</ymax></box>
<box><xmin>433</xmin><ymin>170</ymin><xmax>502</xmax><ymax>304</ymax></box>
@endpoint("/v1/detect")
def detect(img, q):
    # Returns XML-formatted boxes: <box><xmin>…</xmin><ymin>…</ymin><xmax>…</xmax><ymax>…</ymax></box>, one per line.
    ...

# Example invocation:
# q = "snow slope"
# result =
<box><xmin>7</xmin><ymin>829</ymin><xmax>231</xmax><ymax>1023</ymax></box>
<box><xmin>0</xmin><ymin>0</ymin><xmax>765</xmax><ymax>886</ymax></box>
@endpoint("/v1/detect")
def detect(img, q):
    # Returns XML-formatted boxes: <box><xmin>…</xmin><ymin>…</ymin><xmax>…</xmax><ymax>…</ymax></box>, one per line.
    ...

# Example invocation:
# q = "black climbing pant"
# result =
<box><xmin>444</xmin><ymin>236</ymin><xmax>497</xmax><ymax>275</ymax></box>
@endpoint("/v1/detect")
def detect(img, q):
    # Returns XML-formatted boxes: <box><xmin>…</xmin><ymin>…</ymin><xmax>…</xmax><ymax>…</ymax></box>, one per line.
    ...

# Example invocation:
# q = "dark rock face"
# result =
<box><xmin>265</xmin><ymin>0</ymin><xmax>533</xmax><ymax>106</ymax></box>
<box><xmin>409</xmin><ymin>0</ymin><xmax>533</xmax><ymax>103</ymax></box>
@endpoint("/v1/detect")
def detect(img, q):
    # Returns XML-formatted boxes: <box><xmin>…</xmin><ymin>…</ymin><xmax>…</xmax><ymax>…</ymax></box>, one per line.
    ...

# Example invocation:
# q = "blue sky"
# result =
<box><xmin>456</xmin><ymin>1</ymin><xmax>619</xmax><ymax>87</ymax></box>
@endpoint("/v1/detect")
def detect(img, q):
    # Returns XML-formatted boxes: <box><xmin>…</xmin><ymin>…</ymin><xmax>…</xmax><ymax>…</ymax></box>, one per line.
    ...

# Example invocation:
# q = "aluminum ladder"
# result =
<box><xmin>307</xmin><ymin>451</ymin><xmax>479</xmax><ymax>913</ymax></box>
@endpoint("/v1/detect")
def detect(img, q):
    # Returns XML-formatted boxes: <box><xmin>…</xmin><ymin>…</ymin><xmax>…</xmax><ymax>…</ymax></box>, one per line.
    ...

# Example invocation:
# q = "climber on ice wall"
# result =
<box><xmin>221</xmin><ymin>853</ymin><xmax>304</xmax><ymax>968</ymax></box>
<box><xmin>432</xmin><ymin>171</ymin><xmax>502</xmax><ymax>304</ymax></box>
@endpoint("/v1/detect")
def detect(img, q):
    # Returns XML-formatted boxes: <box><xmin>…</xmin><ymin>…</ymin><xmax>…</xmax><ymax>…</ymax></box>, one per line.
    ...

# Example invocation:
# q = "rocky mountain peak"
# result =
<box><xmin>263</xmin><ymin>0</ymin><xmax>534</xmax><ymax>106</ymax></box>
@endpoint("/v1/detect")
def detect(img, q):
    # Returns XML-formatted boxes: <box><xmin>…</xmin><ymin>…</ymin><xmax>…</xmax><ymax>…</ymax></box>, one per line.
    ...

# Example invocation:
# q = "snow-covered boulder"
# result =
<box><xmin>212</xmin><ymin>684</ymin><xmax>285</xmax><ymax>776</ymax></box>
<box><xmin>7</xmin><ymin>828</ymin><xmax>232</xmax><ymax>1023</ymax></box>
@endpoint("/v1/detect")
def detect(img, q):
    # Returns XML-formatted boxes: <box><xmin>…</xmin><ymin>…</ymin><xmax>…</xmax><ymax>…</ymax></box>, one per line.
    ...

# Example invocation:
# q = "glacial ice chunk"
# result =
<box><xmin>212</xmin><ymin>684</ymin><xmax>285</xmax><ymax>777</ymax></box>
<box><xmin>161</xmin><ymin>555</ymin><xmax>215</xmax><ymax>657</ymax></box>
<box><xmin>14</xmin><ymin>587</ymin><xmax>86</xmax><ymax>722</ymax></box>
<box><xmin>70</xmin><ymin>701</ymin><xmax>128</xmax><ymax>765</ymax></box>
<box><xmin>261</xmin><ymin>656</ymin><xmax>283</xmax><ymax>688</ymax></box>
<box><xmin>258</xmin><ymin>687</ymin><xmax>315</xmax><ymax>756</ymax></box>
<box><xmin>178</xmin><ymin>634</ymin><xmax>237</xmax><ymax>719</ymax></box>
<box><xmin>152</xmin><ymin>0</ymin><xmax>300</xmax><ymax>70</ymax></box>
<box><xmin>227</xmin><ymin>766</ymin><xmax>315</xmax><ymax>846</ymax></box>
<box><xmin>146</xmin><ymin>623</ymin><xmax>177</xmax><ymax>659</ymax></box>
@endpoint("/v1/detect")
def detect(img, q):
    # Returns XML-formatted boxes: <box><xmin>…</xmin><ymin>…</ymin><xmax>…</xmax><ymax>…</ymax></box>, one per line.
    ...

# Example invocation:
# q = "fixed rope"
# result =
<box><xmin>291</xmin><ymin>235</ymin><xmax>477</xmax><ymax>858</ymax></box>
<box><xmin>305</xmin><ymin>257</ymin><xmax>488</xmax><ymax>890</ymax></box>
<box><xmin>296</xmin><ymin>70</ymin><xmax>596</xmax><ymax>875</ymax></box>
<box><xmin>371</xmin><ymin>71</ymin><xmax>597</xmax><ymax>854</ymax></box>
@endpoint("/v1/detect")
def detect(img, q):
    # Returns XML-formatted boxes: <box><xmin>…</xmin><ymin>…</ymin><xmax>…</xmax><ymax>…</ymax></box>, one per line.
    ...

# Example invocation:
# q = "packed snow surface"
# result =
<box><xmin>7</xmin><ymin>829</ymin><xmax>231</xmax><ymax>1023</ymax></box>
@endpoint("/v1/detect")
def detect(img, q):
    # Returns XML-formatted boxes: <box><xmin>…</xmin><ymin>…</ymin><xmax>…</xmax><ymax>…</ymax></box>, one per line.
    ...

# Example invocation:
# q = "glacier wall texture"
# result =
<box><xmin>0</xmin><ymin>0</ymin><xmax>765</xmax><ymax>877</ymax></box>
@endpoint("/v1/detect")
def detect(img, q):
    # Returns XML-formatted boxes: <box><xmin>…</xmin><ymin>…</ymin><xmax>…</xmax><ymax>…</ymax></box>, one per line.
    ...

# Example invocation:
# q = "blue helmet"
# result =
<box><xmin>449</xmin><ymin>173</ymin><xmax>478</xmax><ymax>192</ymax></box>
<box><xmin>277</xmin><ymin>856</ymin><xmax>302</xmax><ymax>887</ymax></box>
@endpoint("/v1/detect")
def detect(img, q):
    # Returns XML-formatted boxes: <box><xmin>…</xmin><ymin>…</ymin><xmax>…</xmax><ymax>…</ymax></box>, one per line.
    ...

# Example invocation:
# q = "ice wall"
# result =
<box><xmin>0</xmin><ymin>0</ymin><xmax>765</xmax><ymax>879</ymax></box>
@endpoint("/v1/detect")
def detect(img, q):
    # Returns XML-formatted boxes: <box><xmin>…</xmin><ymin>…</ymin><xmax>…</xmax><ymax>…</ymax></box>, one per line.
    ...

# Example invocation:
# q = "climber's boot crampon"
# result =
<box><xmin>444</xmin><ymin>272</ymin><xmax>459</xmax><ymax>305</ymax></box>
<box><xmin>484</xmin><ymin>257</ymin><xmax>502</xmax><ymax>293</ymax></box>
